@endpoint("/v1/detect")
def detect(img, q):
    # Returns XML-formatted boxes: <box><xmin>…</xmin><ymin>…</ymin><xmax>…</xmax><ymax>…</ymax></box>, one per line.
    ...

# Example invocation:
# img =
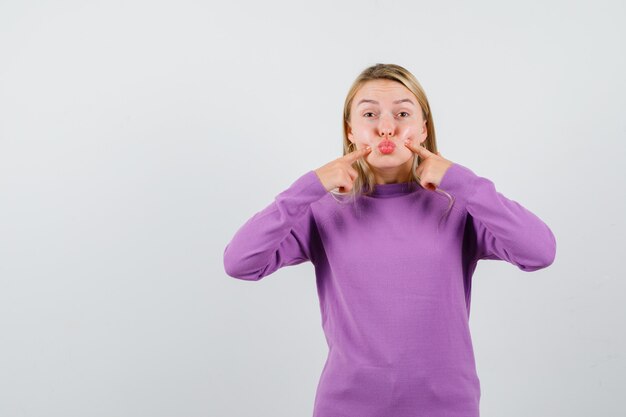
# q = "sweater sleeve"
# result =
<box><xmin>438</xmin><ymin>162</ymin><xmax>557</xmax><ymax>271</ymax></box>
<box><xmin>223</xmin><ymin>170</ymin><xmax>329</xmax><ymax>281</ymax></box>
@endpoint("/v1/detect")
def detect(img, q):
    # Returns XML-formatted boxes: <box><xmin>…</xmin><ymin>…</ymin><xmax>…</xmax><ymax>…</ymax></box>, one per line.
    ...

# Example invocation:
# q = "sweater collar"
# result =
<box><xmin>368</xmin><ymin>181</ymin><xmax>419</xmax><ymax>198</ymax></box>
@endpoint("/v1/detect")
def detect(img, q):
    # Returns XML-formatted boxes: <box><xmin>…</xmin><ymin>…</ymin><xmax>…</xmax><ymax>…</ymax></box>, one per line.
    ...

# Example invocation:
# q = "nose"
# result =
<box><xmin>378</xmin><ymin>114</ymin><xmax>396</xmax><ymax>139</ymax></box>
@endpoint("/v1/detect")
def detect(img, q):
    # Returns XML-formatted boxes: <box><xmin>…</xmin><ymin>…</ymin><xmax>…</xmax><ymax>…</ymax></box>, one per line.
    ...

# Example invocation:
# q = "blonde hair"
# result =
<box><xmin>331</xmin><ymin>63</ymin><xmax>455</xmax><ymax>227</ymax></box>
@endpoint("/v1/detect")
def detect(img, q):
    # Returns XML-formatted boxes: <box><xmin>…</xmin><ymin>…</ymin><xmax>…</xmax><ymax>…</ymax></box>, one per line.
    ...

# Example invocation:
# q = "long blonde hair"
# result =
<box><xmin>331</xmin><ymin>63</ymin><xmax>454</xmax><ymax>226</ymax></box>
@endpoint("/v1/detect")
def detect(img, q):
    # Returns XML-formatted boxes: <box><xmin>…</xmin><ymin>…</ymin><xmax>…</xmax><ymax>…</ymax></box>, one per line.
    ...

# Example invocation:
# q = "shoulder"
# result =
<box><xmin>309</xmin><ymin>192</ymin><xmax>352</xmax><ymax>227</ymax></box>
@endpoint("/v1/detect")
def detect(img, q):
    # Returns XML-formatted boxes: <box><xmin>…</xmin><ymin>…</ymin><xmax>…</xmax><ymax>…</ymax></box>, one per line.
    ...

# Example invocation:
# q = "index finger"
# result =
<box><xmin>404</xmin><ymin>140</ymin><xmax>434</xmax><ymax>158</ymax></box>
<box><xmin>343</xmin><ymin>145</ymin><xmax>371</xmax><ymax>162</ymax></box>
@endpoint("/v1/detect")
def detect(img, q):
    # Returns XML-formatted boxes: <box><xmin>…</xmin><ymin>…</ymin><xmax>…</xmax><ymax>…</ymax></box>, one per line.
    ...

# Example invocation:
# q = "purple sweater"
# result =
<box><xmin>223</xmin><ymin>162</ymin><xmax>556</xmax><ymax>417</ymax></box>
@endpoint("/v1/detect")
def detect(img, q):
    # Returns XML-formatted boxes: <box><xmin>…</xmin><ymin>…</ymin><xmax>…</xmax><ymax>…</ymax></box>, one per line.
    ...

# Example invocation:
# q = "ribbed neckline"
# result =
<box><xmin>367</xmin><ymin>181</ymin><xmax>420</xmax><ymax>199</ymax></box>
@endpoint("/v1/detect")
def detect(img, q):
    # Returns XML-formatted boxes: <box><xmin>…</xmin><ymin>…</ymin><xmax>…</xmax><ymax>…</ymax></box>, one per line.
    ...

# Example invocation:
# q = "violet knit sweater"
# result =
<box><xmin>223</xmin><ymin>162</ymin><xmax>556</xmax><ymax>417</ymax></box>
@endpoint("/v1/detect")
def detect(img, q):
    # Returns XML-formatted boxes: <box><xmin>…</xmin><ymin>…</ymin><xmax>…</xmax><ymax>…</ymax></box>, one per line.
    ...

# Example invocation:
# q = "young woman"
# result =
<box><xmin>223</xmin><ymin>63</ymin><xmax>556</xmax><ymax>417</ymax></box>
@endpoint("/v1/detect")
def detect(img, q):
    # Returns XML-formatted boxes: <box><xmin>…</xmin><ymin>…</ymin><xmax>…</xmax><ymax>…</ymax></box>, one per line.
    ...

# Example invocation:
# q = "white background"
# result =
<box><xmin>1</xmin><ymin>0</ymin><xmax>624</xmax><ymax>416</ymax></box>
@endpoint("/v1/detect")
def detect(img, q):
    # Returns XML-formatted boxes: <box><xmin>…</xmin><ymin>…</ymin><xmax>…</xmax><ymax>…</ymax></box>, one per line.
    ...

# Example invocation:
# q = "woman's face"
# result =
<box><xmin>347</xmin><ymin>79</ymin><xmax>427</xmax><ymax>172</ymax></box>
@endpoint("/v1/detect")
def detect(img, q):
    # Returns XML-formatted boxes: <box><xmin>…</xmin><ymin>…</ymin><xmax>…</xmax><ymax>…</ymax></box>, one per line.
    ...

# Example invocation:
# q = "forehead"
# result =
<box><xmin>354</xmin><ymin>79</ymin><xmax>413</xmax><ymax>101</ymax></box>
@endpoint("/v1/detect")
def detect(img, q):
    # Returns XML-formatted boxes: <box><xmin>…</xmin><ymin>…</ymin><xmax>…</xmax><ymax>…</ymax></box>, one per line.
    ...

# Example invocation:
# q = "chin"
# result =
<box><xmin>368</xmin><ymin>160</ymin><xmax>405</xmax><ymax>169</ymax></box>
<box><xmin>368</xmin><ymin>156</ymin><xmax>413</xmax><ymax>172</ymax></box>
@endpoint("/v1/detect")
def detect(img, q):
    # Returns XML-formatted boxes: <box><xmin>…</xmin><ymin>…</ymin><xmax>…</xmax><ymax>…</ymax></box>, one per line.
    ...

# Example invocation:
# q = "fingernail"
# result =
<box><xmin>365</xmin><ymin>146</ymin><xmax>371</xmax><ymax>150</ymax></box>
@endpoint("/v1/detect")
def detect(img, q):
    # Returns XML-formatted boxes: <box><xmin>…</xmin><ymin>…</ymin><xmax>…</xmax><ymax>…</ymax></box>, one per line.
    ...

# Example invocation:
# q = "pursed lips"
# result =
<box><xmin>377</xmin><ymin>140</ymin><xmax>396</xmax><ymax>154</ymax></box>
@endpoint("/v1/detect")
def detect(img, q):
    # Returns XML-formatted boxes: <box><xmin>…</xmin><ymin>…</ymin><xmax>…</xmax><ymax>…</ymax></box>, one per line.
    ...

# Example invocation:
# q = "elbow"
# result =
<box><xmin>520</xmin><ymin>250</ymin><xmax>555</xmax><ymax>272</ymax></box>
<box><xmin>543</xmin><ymin>230</ymin><xmax>557</xmax><ymax>267</ymax></box>
<box><xmin>520</xmin><ymin>229</ymin><xmax>557</xmax><ymax>272</ymax></box>
<box><xmin>223</xmin><ymin>244</ymin><xmax>262</xmax><ymax>281</ymax></box>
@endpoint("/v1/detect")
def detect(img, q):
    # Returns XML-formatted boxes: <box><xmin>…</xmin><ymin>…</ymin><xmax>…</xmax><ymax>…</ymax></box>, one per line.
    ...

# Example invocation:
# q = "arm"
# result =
<box><xmin>223</xmin><ymin>170</ymin><xmax>328</xmax><ymax>280</ymax></box>
<box><xmin>438</xmin><ymin>163</ymin><xmax>557</xmax><ymax>271</ymax></box>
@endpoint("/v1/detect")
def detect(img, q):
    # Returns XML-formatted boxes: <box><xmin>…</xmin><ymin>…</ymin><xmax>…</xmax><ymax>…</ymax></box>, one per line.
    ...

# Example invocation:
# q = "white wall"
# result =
<box><xmin>1</xmin><ymin>0</ymin><xmax>624</xmax><ymax>416</ymax></box>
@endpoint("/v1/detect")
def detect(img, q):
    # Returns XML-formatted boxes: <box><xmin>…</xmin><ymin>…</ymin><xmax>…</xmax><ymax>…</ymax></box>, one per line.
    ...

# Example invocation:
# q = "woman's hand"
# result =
<box><xmin>314</xmin><ymin>145</ymin><xmax>372</xmax><ymax>192</ymax></box>
<box><xmin>404</xmin><ymin>139</ymin><xmax>453</xmax><ymax>191</ymax></box>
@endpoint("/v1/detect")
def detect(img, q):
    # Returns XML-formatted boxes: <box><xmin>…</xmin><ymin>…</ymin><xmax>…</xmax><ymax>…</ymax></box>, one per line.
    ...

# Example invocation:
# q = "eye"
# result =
<box><xmin>362</xmin><ymin>111</ymin><xmax>411</xmax><ymax>118</ymax></box>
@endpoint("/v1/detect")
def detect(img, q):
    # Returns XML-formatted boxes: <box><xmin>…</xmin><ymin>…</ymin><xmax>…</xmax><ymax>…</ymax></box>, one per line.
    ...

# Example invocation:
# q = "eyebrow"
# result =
<box><xmin>357</xmin><ymin>98</ymin><xmax>415</xmax><ymax>107</ymax></box>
